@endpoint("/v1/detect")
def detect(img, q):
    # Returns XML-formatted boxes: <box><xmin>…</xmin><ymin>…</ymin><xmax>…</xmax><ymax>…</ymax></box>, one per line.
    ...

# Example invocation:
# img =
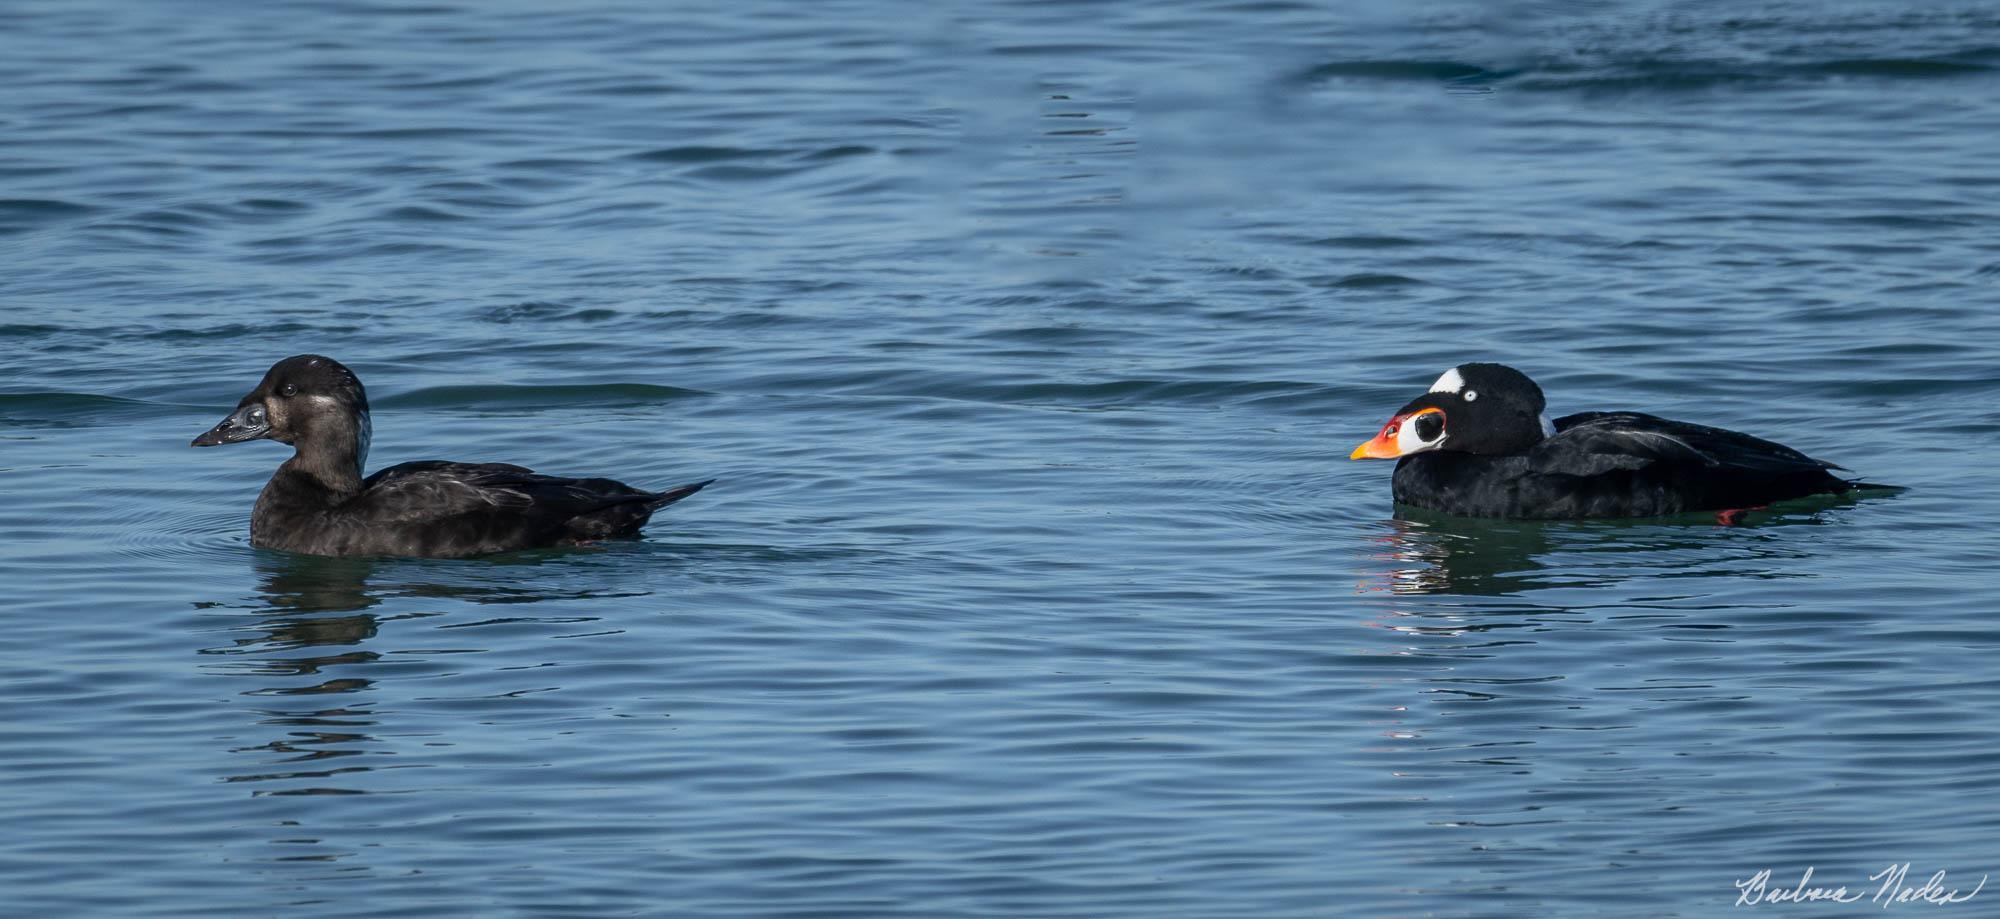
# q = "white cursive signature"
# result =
<box><xmin>1735</xmin><ymin>865</ymin><xmax>1986</xmax><ymax>907</ymax></box>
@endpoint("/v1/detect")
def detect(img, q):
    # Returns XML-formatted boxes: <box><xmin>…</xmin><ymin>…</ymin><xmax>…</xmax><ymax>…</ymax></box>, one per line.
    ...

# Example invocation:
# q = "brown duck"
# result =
<box><xmin>192</xmin><ymin>355</ymin><xmax>710</xmax><ymax>557</ymax></box>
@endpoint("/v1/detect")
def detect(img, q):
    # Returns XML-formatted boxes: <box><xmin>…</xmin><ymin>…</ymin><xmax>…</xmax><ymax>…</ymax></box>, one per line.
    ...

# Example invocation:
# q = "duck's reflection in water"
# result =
<box><xmin>200</xmin><ymin>554</ymin><xmax>395</xmax><ymax>797</ymax></box>
<box><xmin>1363</xmin><ymin>496</ymin><xmax>1862</xmax><ymax>599</ymax></box>
<box><xmin>200</xmin><ymin>551</ymin><xmax>622</xmax><ymax>798</ymax></box>
<box><xmin>1363</xmin><ymin>513</ymin><xmax>1556</xmax><ymax>598</ymax></box>
<box><xmin>1353</xmin><ymin>501</ymin><xmax>1859</xmax><ymax>856</ymax></box>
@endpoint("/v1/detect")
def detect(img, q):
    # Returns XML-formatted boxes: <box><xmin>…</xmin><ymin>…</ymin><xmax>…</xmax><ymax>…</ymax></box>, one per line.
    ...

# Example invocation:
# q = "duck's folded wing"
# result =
<box><xmin>362</xmin><ymin>460</ymin><xmax>535</xmax><ymax>490</ymax></box>
<box><xmin>357</xmin><ymin>461</ymin><xmax>640</xmax><ymax>524</ymax></box>
<box><xmin>1538</xmin><ymin>412</ymin><xmax>1835</xmax><ymax>477</ymax></box>
<box><xmin>355</xmin><ymin>462</ymin><xmax>534</xmax><ymax>522</ymax></box>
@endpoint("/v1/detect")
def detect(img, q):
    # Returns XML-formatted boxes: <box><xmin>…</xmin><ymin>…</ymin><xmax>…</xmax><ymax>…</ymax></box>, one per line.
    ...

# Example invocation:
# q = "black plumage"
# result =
<box><xmin>193</xmin><ymin>355</ymin><xmax>711</xmax><ymax>557</ymax></box>
<box><xmin>1355</xmin><ymin>363</ymin><xmax>1884</xmax><ymax>520</ymax></box>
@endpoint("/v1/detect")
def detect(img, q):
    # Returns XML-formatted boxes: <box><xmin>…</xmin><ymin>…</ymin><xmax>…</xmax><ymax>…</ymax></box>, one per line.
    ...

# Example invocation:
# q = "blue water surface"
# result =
<box><xmin>4</xmin><ymin>1</ymin><xmax>2000</xmax><ymax>915</ymax></box>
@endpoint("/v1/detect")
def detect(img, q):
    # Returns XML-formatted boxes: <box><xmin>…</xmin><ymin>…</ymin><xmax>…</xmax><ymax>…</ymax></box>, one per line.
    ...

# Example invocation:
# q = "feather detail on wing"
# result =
<box><xmin>1538</xmin><ymin>412</ymin><xmax>1836</xmax><ymax>478</ymax></box>
<box><xmin>357</xmin><ymin>461</ymin><xmax>654</xmax><ymax>525</ymax></box>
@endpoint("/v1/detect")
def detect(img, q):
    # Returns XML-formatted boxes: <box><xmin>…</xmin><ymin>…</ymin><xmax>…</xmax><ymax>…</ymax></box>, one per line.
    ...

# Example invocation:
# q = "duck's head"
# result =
<box><xmin>192</xmin><ymin>354</ymin><xmax>371</xmax><ymax>468</ymax></box>
<box><xmin>1351</xmin><ymin>362</ymin><xmax>1551</xmax><ymax>460</ymax></box>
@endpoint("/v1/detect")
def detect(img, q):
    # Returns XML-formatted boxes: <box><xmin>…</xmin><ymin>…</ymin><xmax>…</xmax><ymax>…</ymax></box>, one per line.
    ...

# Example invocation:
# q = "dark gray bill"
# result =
<box><xmin>191</xmin><ymin>402</ymin><xmax>271</xmax><ymax>447</ymax></box>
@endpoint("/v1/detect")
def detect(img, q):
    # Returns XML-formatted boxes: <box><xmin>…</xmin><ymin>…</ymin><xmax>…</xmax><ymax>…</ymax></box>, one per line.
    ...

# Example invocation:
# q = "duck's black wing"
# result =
<box><xmin>349</xmin><ymin>461</ymin><xmax>709</xmax><ymax>556</ymax></box>
<box><xmin>1528</xmin><ymin>411</ymin><xmax>1858</xmax><ymax>514</ymax></box>
<box><xmin>1545</xmin><ymin>412</ymin><xmax>1834</xmax><ymax>471</ymax></box>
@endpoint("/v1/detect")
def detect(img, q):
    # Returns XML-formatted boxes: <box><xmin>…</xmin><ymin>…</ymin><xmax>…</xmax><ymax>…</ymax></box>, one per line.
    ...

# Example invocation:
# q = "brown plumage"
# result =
<box><xmin>193</xmin><ymin>355</ymin><xmax>710</xmax><ymax>557</ymax></box>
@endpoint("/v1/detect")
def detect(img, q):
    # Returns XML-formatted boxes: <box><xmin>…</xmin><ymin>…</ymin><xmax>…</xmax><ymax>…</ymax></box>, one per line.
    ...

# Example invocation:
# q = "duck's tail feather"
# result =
<box><xmin>646</xmin><ymin>478</ymin><xmax>715</xmax><ymax>510</ymax></box>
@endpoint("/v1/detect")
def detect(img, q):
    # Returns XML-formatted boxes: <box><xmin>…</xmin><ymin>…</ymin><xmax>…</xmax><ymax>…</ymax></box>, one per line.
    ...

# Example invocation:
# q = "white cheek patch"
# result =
<box><xmin>1396</xmin><ymin>422</ymin><xmax>1426</xmax><ymax>454</ymax></box>
<box><xmin>1429</xmin><ymin>367</ymin><xmax>1465</xmax><ymax>394</ymax></box>
<box><xmin>1397</xmin><ymin>412</ymin><xmax>1446</xmax><ymax>455</ymax></box>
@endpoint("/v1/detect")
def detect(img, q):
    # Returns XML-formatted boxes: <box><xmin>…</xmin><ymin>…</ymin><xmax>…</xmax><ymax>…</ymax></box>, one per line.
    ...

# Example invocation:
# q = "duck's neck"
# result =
<box><xmin>251</xmin><ymin>442</ymin><xmax>362</xmax><ymax>550</ymax></box>
<box><xmin>280</xmin><ymin>429</ymin><xmax>367</xmax><ymax>498</ymax></box>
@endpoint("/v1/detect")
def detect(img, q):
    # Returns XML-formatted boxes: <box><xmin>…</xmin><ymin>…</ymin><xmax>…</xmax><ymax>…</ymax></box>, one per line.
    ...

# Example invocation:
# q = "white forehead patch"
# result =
<box><xmin>1429</xmin><ymin>367</ymin><xmax>1465</xmax><ymax>393</ymax></box>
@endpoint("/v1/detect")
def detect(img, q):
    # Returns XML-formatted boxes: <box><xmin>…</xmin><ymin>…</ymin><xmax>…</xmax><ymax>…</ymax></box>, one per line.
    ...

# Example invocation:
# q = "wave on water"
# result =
<box><xmin>111</xmin><ymin>506</ymin><xmax>252</xmax><ymax>567</ymax></box>
<box><xmin>1304</xmin><ymin>52</ymin><xmax>2000</xmax><ymax>93</ymax></box>
<box><xmin>0</xmin><ymin>198</ymin><xmax>99</xmax><ymax>236</ymax></box>
<box><xmin>375</xmin><ymin>382</ymin><xmax>713</xmax><ymax>410</ymax></box>
<box><xmin>736</xmin><ymin>366</ymin><xmax>1338</xmax><ymax>411</ymax></box>
<box><xmin>0</xmin><ymin>392</ymin><xmax>186</xmax><ymax>426</ymax></box>
<box><xmin>1299</xmin><ymin>5</ymin><xmax>2000</xmax><ymax>95</ymax></box>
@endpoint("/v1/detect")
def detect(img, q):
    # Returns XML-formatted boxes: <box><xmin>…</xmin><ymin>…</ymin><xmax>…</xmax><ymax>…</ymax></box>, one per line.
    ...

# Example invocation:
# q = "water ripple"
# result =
<box><xmin>5</xmin><ymin>1</ymin><xmax>2000</xmax><ymax>916</ymax></box>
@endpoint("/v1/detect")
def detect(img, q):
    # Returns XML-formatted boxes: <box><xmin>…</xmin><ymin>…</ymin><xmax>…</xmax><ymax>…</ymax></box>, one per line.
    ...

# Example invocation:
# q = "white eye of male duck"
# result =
<box><xmin>1350</xmin><ymin>361</ymin><xmax>1892</xmax><ymax>521</ymax></box>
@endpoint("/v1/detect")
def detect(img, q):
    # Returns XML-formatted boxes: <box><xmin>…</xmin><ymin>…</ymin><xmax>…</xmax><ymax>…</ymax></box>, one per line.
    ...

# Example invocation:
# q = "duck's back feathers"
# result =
<box><xmin>1393</xmin><ymin>411</ymin><xmax>1864</xmax><ymax>519</ymax></box>
<box><xmin>362</xmin><ymin>461</ymin><xmax>645</xmax><ymax>515</ymax></box>
<box><xmin>1541</xmin><ymin>412</ymin><xmax>1837</xmax><ymax>476</ymax></box>
<box><xmin>249</xmin><ymin>461</ymin><xmax>711</xmax><ymax>557</ymax></box>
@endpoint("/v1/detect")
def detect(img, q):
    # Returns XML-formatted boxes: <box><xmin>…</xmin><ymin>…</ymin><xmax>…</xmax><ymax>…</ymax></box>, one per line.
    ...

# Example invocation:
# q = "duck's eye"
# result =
<box><xmin>1463</xmin><ymin>390</ymin><xmax>1478</xmax><ymax>402</ymax></box>
<box><xmin>280</xmin><ymin>383</ymin><xmax>297</xmax><ymax>397</ymax></box>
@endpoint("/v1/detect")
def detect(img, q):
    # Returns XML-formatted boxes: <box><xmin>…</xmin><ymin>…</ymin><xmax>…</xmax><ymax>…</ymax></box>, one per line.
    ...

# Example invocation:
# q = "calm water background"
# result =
<box><xmin>4</xmin><ymin>0</ymin><xmax>2000</xmax><ymax>915</ymax></box>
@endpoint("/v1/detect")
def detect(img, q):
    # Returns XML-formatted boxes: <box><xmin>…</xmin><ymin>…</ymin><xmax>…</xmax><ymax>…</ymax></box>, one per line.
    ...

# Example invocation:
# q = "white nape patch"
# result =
<box><xmin>1539</xmin><ymin>414</ymin><xmax>1556</xmax><ymax>438</ymax></box>
<box><xmin>1429</xmin><ymin>367</ymin><xmax>1465</xmax><ymax>394</ymax></box>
